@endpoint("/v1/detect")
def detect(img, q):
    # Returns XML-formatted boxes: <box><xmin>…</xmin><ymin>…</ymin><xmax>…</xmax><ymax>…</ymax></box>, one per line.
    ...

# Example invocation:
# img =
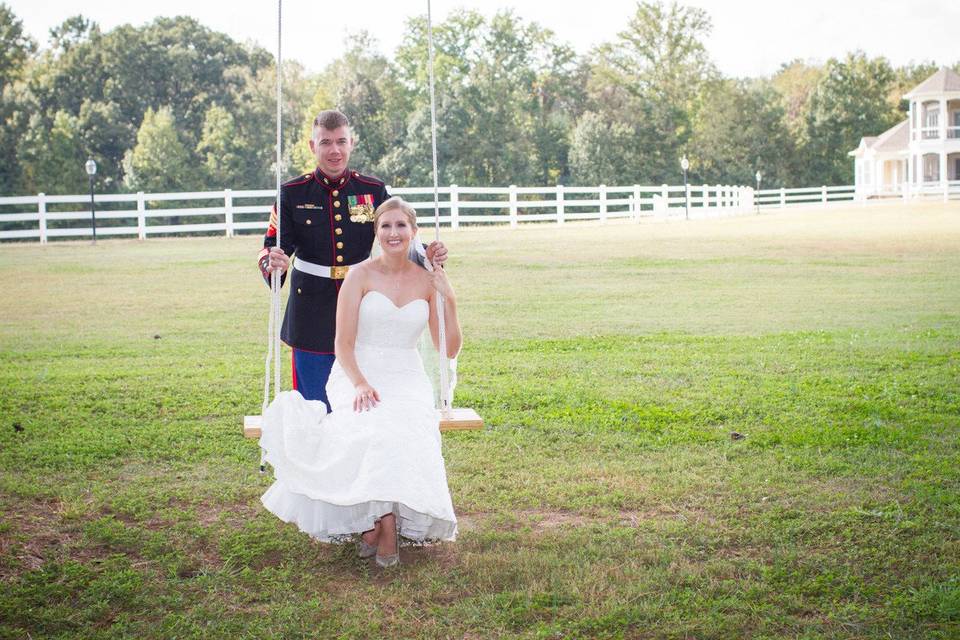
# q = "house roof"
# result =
<box><xmin>904</xmin><ymin>66</ymin><xmax>960</xmax><ymax>98</ymax></box>
<box><xmin>872</xmin><ymin>119</ymin><xmax>909</xmax><ymax>152</ymax></box>
<box><xmin>848</xmin><ymin>120</ymin><xmax>908</xmax><ymax>157</ymax></box>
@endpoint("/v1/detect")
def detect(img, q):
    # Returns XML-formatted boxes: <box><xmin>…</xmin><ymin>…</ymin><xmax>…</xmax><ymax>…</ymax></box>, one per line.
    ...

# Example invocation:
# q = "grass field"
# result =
<box><xmin>1</xmin><ymin>202</ymin><xmax>958</xmax><ymax>639</ymax></box>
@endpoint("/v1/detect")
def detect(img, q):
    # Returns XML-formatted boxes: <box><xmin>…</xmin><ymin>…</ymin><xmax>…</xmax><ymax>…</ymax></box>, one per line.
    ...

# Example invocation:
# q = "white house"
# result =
<box><xmin>850</xmin><ymin>66</ymin><xmax>960</xmax><ymax>196</ymax></box>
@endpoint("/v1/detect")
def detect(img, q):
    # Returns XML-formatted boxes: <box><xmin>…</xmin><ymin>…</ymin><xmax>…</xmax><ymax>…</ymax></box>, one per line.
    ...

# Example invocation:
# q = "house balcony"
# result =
<box><xmin>913</xmin><ymin>126</ymin><xmax>960</xmax><ymax>143</ymax></box>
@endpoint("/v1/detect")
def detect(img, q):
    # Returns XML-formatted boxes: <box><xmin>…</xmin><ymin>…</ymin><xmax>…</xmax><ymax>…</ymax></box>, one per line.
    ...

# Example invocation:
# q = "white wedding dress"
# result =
<box><xmin>258</xmin><ymin>290</ymin><xmax>458</xmax><ymax>542</ymax></box>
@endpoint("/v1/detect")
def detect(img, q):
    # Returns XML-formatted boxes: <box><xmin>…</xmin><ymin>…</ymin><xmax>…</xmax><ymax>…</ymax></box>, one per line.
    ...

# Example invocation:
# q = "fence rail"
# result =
<box><xmin>1</xmin><ymin>180</ymin><xmax>958</xmax><ymax>243</ymax></box>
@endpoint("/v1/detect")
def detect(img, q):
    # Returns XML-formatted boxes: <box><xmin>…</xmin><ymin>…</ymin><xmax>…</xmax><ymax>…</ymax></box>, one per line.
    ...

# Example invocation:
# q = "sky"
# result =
<box><xmin>8</xmin><ymin>0</ymin><xmax>957</xmax><ymax>78</ymax></box>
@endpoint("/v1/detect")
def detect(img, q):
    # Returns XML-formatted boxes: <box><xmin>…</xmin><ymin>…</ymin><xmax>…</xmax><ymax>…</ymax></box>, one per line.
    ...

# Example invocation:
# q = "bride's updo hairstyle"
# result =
<box><xmin>374</xmin><ymin>196</ymin><xmax>418</xmax><ymax>231</ymax></box>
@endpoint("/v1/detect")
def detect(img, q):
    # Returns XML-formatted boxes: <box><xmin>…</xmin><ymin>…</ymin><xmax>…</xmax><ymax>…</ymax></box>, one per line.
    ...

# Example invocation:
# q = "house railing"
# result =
<box><xmin>948</xmin><ymin>126</ymin><xmax>960</xmax><ymax>139</ymax></box>
<box><xmin>1</xmin><ymin>181</ymin><xmax>957</xmax><ymax>243</ymax></box>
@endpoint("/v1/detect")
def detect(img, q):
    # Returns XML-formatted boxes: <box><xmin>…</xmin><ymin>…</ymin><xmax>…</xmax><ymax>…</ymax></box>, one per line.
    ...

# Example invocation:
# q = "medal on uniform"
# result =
<box><xmin>348</xmin><ymin>194</ymin><xmax>375</xmax><ymax>223</ymax></box>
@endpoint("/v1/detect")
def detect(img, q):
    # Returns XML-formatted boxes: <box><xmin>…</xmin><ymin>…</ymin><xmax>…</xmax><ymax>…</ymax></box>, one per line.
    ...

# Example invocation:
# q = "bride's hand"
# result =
<box><xmin>353</xmin><ymin>382</ymin><xmax>380</xmax><ymax>412</ymax></box>
<box><xmin>432</xmin><ymin>264</ymin><xmax>455</xmax><ymax>300</ymax></box>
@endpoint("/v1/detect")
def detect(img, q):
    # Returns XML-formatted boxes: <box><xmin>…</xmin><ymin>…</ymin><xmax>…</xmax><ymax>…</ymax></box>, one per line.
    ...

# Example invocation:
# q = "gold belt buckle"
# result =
<box><xmin>330</xmin><ymin>265</ymin><xmax>350</xmax><ymax>280</ymax></box>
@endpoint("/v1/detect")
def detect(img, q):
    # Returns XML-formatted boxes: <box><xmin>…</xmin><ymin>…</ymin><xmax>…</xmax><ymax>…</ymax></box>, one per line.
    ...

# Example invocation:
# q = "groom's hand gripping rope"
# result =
<box><xmin>425</xmin><ymin>241</ymin><xmax>447</xmax><ymax>268</ymax></box>
<box><xmin>267</xmin><ymin>247</ymin><xmax>289</xmax><ymax>274</ymax></box>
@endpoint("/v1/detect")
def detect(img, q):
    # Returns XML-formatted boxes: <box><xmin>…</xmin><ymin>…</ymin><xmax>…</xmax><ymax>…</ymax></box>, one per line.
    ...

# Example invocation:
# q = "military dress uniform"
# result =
<box><xmin>258</xmin><ymin>167</ymin><xmax>389</xmax><ymax>407</ymax></box>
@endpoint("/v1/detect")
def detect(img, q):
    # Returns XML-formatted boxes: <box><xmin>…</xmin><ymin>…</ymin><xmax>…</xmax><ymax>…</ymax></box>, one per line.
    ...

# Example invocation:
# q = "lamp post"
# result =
<box><xmin>680</xmin><ymin>155</ymin><xmax>690</xmax><ymax>220</ymax></box>
<box><xmin>85</xmin><ymin>157</ymin><xmax>97</xmax><ymax>243</ymax></box>
<box><xmin>755</xmin><ymin>170</ymin><xmax>762</xmax><ymax>213</ymax></box>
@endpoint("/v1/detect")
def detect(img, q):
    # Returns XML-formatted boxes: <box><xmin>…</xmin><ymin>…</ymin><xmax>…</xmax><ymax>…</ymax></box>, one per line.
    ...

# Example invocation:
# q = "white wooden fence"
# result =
<box><xmin>1</xmin><ymin>181</ymin><xmax>957</xmax><ymax>243</ymax></box>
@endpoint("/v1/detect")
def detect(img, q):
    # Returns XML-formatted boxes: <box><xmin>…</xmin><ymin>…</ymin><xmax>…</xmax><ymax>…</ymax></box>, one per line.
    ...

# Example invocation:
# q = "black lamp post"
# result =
<box><xmin>755</xmin><ymin>170</ymin><xmax>762</xmax><ymax>213</ymax></box>
<box><xmin>85</xmin><ymin>157</ymin><xmax>97</xmax><ymax>243</ymax></box>
<box><xmin>680</xmin><ymin>155</ymin><xmax>690</xmax><ymax>220</ymax></box>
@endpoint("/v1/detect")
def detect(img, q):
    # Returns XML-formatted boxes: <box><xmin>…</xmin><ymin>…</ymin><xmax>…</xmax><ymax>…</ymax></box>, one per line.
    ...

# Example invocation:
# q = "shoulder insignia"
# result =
<box><xmin>352</xmin><ymin>172</ymin><xmax>386</xmax><ymax>187</ymax></box>
<box><xmin>282</xmin><ymin>174</ymin><xmax>312</xmax><ymax>187</ymax></box>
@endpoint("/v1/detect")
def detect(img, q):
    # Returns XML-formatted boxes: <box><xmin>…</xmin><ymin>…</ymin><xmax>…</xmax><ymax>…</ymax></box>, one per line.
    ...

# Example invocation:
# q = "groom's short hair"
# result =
<box><xmin>312</xmin><ymin>110</ymin><xmax>352</xmax><ymax>140</ymax></box>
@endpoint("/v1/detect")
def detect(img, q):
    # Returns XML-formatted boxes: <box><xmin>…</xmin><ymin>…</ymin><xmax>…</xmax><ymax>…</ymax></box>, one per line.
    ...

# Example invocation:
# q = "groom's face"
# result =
<box><xmin>310</xmin><ymin>126</ymin><xmax>354</xmax><ymax>177</ymax></box>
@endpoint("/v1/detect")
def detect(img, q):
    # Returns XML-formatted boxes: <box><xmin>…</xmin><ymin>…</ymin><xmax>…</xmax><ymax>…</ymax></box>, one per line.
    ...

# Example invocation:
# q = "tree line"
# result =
<box><xmin>1</xmin><ymin>2</ymin><xmax>955</xmax><ymax>196</ymax></box>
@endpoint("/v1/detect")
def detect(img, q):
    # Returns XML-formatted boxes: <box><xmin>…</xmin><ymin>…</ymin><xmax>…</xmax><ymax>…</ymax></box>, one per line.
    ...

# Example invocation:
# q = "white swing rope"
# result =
<box><xmin>426</xmin><ymin>0</ymin><xmax>451</xmax><ymax>418</ymax></box>
<box><xmin>261</xmin><ymin>0</ymin><xmax>283</xmax><ymax>470</ymax></box>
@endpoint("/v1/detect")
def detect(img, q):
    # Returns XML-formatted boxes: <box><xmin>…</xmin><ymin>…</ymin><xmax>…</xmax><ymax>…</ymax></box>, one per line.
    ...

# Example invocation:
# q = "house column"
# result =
<box><xmin>906</xmin><ymin>154</ymin><xmax>912</xmax><ymax>193</ymax></box>
<box><xmin>909</xmin><ymin>101</ymin><xmax>915</xmax><ymax>141</ymax></box>
<box><xmin>941</xmin><ymin>98</ymin><xmax>948</xmax><ymax>140</ymax></box>
<box><xmin>940</xmin><ymin>150</ymin><xmax>948</xmax><ymax>186</ymax></box>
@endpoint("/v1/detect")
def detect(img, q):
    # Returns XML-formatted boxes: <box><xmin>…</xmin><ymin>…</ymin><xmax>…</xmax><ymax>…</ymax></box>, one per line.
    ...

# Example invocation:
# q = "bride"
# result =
<box><xmin>258</xmin><ymin>196</ymin><xmax>461</xmax><ymax>568</ymax></box>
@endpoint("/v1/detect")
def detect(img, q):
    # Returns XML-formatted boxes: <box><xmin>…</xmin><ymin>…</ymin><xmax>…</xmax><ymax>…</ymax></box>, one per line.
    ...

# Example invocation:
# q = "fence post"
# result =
<box><xmin>632</xmin><ymin>184</ymin><xmax>641</xmax><ymax>221</ymax></box>
<box><xmin>224</xmin><ymin>189</ymin><xmax>234</xmax><ymax>237</ymax></box>
<box><xmin>821</xmin><ymin>185</ymin><xmax>827</xmax><ymax>205</ymax></box>
<box><xmin>450</xmin><ymin>184</ymin><xmax>459</xmax><ymax>229</ymax></box>
<box><xmin>509</xmin><ymin>184</ymin><xmax>518</xmax><ymax>228</ymax></box>
<box><xmin>779</xmin><ymin>187</ymin><xmax>786</xmax><ymax>208</ymax></box>
<box><xmin>137</xmin><ymin>192</ymin><xmax>146</xmax><ymax>240</ymax></box>
<box><xmin>599</xmin><ymin>184</ymin><xmax>607</xmax><ymax>224</ymax></box>
<box><xmin>557</xmin><ymin>184</ymin><xmax>565</xmax><ymax>225</ymax></box>
<box><xmin>38</xmin><ymin>193</ymin><xmax>47</xmax><ymax>244</ymax></box>
<box><xmin>661</xmin><ymin>184</ymin><xmax>669</xmax><ymax>215</ymax></box>
<box><xmin>700</xmin><ymin>184</ymin><xmax>708</xmax><ymax>215</ymax></box>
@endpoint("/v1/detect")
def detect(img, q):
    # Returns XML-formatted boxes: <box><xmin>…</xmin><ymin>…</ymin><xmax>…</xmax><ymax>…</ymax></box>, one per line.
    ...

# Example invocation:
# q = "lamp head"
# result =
<box><xmin>85</xmin><ymin>158</ymin><xmax>97</xmax><ymax>176</ymax></box>
<box><xmin>680</xmin><ymin>156</ymin><xmax>689</xmax><ymax>171</ymax></box>
<box><xmin>755</xmin><ymin>170</ymin><xmax>762</xmax><ymax>183</ymax></box>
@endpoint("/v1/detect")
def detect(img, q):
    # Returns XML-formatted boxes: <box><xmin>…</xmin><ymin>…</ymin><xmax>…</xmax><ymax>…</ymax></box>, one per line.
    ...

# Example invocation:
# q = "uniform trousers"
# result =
<box><xmin>292</xmin><ymin>349</ymin><xmax>336</xmax><ymax>412</ymax></box>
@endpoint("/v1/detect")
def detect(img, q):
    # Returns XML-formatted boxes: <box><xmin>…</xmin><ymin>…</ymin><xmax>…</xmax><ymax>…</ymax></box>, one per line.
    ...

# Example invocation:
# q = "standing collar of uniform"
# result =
<box><xmin>313</xmin><ymin>167</ymin><xmax>352</xmax><ymax>190</ymax></box>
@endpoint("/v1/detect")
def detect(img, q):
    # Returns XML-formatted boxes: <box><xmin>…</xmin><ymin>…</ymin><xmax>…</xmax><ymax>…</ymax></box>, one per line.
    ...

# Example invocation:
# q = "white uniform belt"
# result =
<box><xmin>293</xmin><ymin>257</ymin><xmax>351</xmax><ymax>280</ymax></box>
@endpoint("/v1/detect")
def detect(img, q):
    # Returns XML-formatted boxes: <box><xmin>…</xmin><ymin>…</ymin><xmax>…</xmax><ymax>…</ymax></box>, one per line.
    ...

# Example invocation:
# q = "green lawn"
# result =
<box><xmin>1</xmin><ymin>202</ymin><xmax>958</xmax><ymax>639</ymax></box>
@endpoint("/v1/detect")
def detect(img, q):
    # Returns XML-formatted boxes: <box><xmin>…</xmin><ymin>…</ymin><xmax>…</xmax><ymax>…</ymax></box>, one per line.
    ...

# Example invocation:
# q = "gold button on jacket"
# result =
<box><xmin>259</xmin><ymin>168</ymin><xmax>389</xmax><ymax>353</ymax></box>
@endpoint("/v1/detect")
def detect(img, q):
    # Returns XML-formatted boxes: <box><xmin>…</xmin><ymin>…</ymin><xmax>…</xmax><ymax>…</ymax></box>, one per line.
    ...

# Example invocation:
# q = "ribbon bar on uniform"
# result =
<box><xmin>293</xmin><ymin>257</ymin><xmax>350</xmax><ymax>280</ymax></box>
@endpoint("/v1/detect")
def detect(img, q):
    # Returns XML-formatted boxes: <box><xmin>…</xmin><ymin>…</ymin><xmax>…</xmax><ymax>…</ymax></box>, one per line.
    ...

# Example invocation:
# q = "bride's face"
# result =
<box><xmin>376</xmin><ymin>208</ymin><xmax>416</xmax><ymax>255</ymax></box>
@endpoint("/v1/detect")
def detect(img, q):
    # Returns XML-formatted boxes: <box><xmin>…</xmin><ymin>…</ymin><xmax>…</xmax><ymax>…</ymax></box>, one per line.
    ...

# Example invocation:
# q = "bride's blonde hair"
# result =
<box><xmin>374</xmin><ymin>196</ymin><xmax>418</xmax><ymax>230</ymax></box>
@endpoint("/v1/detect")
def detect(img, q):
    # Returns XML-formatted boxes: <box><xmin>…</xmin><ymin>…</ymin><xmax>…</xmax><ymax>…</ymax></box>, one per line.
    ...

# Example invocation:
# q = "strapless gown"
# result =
<box><xmin>258</xmin><ymin>290</ymin><xmax>457</xmax><ymax>542</ymax></box>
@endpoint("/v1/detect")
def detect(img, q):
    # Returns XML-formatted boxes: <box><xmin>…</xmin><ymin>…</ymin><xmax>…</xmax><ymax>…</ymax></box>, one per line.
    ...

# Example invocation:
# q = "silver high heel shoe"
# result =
<box><xmin>375</xmin><ymin>552</ymin><xmax>399</xmax><ymax>568</ymax></box>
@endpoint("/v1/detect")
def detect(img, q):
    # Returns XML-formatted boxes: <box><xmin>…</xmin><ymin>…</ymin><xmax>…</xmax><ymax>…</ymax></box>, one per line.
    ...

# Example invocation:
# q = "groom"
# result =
<box><xmin>258</xmin><ymin>109</ymin><xmax>447</xmax><ymax>408</ymax></box>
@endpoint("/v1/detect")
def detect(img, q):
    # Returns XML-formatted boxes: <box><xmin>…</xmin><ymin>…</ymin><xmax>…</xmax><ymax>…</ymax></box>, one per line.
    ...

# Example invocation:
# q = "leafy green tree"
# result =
<box><xmin>0</xmin><ymin>2</ymin><xmax>34</xmax><ymax>85</ymax></box>
<box><xmin>77</xmin><ymin>99</ymin><xmax>133</xmax><ymax>191</ymax></box>
<box><xmin>770</xmin><ymin>60</ymin><xmax>824</xmax><ymax>141</ymax></box>
<box><xmin>0</xmin><ymin>4</ymin><xmax>36</xmax><ymax>193</ymax></box>
<box><xmin>19</xmin><ymin>110</ymin><xmax>88</xmax><ymax>194</ymax></box>
<box><xmin>568</xmin><ymin>112</ymin><xmax>643</xmax><ymax>185</ymax></box>
<box><xmin>587</xmin><ymin>1</ymin><xmax>716</xmax><ymax>183</ymax></box>
<box><xmin>122</xmin><ymin>106</ymin><xmax>194</xmax><ymax>192</ymax></box>
<box><xmin>390</xmin><ymin>9</ymin><xmax>582</xmax><ymax>186</ymax></box>
<box><xmin>687</xmin><ymin>79</ymin><xmax>797</xmax><ymax>186</ymax></box>
<box><xmin>197</xmin><ymin>104</ymin><xmax>246</xmax><ymax>186</ymax></box>
<box><xmin>230</xmin><ymin>61</ymin><xmax>315</xmax><ymax>187</ymax></box>
<box><xmin>25</xmin><ymin>15</ymin><xmax>271</xmax><ymax>190</ymax></box>
<box><xmin>803</xmin><ymin>52</ymin><xmax>899</xmax><ymax>185</ymax></box>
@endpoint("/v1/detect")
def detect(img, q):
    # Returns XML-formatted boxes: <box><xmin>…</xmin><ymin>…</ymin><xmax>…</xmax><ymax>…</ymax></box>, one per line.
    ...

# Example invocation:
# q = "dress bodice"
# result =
<box><xmin>355</xmin><ymin>290</ymin><xmax>429</xmax><ymax>350</ymax></box>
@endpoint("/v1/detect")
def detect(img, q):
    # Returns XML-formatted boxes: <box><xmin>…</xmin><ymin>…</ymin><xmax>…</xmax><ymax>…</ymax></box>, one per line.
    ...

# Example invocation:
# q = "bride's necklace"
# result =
<box><xmin>381</xmin><ymin>260</ymin><xmax>407</xmax><ymax>290</ymax></box>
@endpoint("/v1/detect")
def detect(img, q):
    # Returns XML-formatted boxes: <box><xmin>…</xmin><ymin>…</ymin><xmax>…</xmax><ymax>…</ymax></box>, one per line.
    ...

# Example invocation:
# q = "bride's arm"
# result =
<box><xmin>428</xmin><ymin>267</ymin><xmax>462</xmax><ymax>358</ymax></box>
<box><xmin>335</xmin><ymin>267</ymin><xmax>380</xmax><ymax>411</ymax></box>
